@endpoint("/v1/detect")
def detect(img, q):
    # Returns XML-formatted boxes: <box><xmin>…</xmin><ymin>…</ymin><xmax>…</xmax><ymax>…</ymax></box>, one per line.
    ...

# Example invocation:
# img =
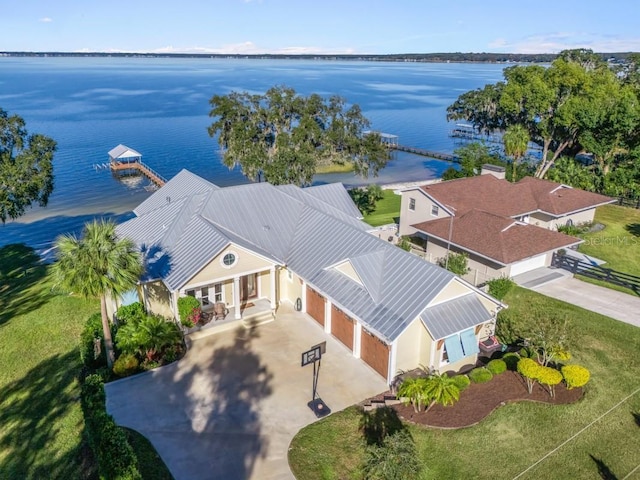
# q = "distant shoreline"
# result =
<box><xmin>0</xmin><ymin>51</ymin><xmax>635</xmax><ymax>64</ymax></box>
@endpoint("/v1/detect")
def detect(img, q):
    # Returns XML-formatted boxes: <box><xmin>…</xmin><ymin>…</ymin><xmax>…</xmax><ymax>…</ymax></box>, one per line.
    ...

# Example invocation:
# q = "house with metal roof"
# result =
<box><xmin>112</xmin><ymin>169</ymin><xmax>503</xmax><ymax>383</ymax></box>
<box><xmin>399</xmin><ymin>172</ymin><xmax>614</xmax><ymax>282</ymax></box>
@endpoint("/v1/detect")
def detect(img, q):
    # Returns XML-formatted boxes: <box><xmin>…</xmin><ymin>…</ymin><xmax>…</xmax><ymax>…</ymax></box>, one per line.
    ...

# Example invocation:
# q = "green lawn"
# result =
<box><xmin>363</xmin><ymin>189</ymin><xmax>401</xmax><ymax>227</ymax></box>
<box><xmin>579</xmin><ymin>204</ymin><xmax>640</xmax><ymax>275</ymax></box>
<box><xmin>288</xmin><ymin>286</ymin><xmax>640</xmax><ymax>480</ymax></box>
<box><xmin>0</xmin><ymin>244</ymin><xmax>172</xmax><ymax>479</ymax></box>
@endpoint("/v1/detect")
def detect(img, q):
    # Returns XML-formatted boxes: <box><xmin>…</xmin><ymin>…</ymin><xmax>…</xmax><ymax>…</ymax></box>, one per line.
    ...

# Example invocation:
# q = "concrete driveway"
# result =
<box><xmin>530</xmin><ymin>276</ymin><xmax>640</xmax><ymax>328</ymax></box>
<box><xmin>105</xmin><ymin>304</ymin><xmax>387</xmax><ymax>480</ymax></box>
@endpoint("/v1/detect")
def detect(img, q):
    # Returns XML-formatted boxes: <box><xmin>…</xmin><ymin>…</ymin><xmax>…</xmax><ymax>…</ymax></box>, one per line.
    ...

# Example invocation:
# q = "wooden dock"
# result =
<box><xmin>390</xmin><ymin>144</ymin><xmax>459</xmax><ymax>162</ymax></box>
<box><xmin>110</xmin><ymin>160</ymin><xmax>167</xmax><ymax>188</ymax></box>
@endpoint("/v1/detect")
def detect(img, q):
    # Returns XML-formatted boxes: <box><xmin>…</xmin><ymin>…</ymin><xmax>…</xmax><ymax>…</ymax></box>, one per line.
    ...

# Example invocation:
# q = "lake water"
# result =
<box><xmin>0</xmin><ymin>57</ymin><xmax>506</xmax><ymax>251</ymax></box>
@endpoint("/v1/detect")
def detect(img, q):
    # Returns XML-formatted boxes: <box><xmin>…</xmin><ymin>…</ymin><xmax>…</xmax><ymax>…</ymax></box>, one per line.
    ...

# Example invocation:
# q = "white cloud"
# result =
<box><xmin>489</xmin><ymin>33</ymin><xmax>640</xmax><ymax>54</ymax></box>
<box><xmin>39</xmin><ymin>17</ymin><xmax>53</xmax><ymax>23</ymax></box>
<box><xmin>150</xmin><ymin>42</ymin><xmax>355</xmax><ymax>55</ymax></box>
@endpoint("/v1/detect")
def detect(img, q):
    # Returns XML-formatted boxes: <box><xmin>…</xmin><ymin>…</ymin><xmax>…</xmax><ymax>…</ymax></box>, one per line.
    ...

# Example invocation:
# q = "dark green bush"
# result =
<box><xmin>451</xmin><ymin>374</ymin><xmax>471</xmax><ymax>392</ymax></box>
<box><xmin>116</xmin><ymin>302</ymin><xmax>145</xmax><ymax>325</ymax></box>
<box><xmin>486</xmin><ymin>359</ymin><xmax>507</xmax><ymax>375</ymax></box>
<box><xmin>487</xmin><ymin>276</ymin><xmax>515</xmax><ymax>300</ymax></box>
<box><xmin>495</xmin><ymin>308</ymin><xmax>524</xmax><ymax>345</ymax></box>
<box><xmin>468</xmin><ymin>367</ymin><xmax>493</xmax><ymax>384</ymax></box>
<box><xmin>502</xmin><ymin>352</ymin><xmax>520</xmax><ymax>371</ymax></box>
<box><xmin>80</xmin><ymin>313</ymin><xmax>106</xmax><ymax>369</ymax></box>
<box><xmin>81</xmin><ymin>374</ymin><xmax>141</xmax><ymax>480</ymax></box>
<box><xmin>113</xmin><ymin>353</ymin><xmax>140</xmax><ymax>377</ymax></box>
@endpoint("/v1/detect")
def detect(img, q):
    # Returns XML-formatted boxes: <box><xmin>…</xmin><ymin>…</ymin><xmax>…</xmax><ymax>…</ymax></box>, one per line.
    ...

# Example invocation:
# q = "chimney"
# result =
<box><xmin>481</xmin><ymin>164</ymin><xmax>506</xmax><ymax>180</ymax></box>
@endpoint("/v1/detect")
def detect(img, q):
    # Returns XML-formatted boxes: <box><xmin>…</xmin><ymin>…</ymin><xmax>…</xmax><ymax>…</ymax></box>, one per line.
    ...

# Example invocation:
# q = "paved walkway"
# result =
<box><xmin>529</xmin><ymin>276</ymin><xmax>640</xmax><ymax>328</ymax></box>
<box><xmin>105</xmin><ymin>305</ymin><xmax>387</xmax><ymax>480</ymax></box>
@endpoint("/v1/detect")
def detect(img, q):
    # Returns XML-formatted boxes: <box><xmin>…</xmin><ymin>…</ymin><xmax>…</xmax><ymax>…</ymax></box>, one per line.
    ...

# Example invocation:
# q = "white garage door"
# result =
<box><xmin>510</xmin><ymin>254</ymin><xmax>548</xmax><ymax>277</ymax></box>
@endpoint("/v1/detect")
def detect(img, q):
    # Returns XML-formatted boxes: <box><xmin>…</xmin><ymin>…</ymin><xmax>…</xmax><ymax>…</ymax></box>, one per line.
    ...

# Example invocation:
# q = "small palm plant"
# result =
<box><xmin>423</xmin><ymin>373</ymin><xmax>461</xmax><ymax>411</ymax></box>
<box><xmin>116</xmin><ymin>315</ymin><xmax>181</xmax><ymax>362</ymax></box>
<box><xmin>397</xmin><ymin>377</ymin><xmax>429</xmax><ymax>413</ymax></box>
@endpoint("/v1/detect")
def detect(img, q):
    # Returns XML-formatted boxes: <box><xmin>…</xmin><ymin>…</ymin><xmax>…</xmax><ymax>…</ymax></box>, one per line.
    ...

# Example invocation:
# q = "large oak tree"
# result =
<box><xmin>0</xmin><ymin>108</ymin><xmax>56</xmax><ymax>223</ymax></box>
<box><xmin>208</xmin><ymin>86</ymin><xmax>390</xmax><ymax>186</ymax></box>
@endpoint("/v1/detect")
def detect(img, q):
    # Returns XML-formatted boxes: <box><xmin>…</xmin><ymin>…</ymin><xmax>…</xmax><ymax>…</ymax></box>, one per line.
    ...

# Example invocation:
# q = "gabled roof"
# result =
<box><xmin>302</xmin><ymin>183</ymin><xmax>364</xmax><ymax>219</ymax></box>
<box><xmin>412</xmin><ymin>209</ymin><xmax>582</xmax><ymax>265</ymax></box>
<box><xmin>416</xmin><ymin>174</ymin><xmax>614</xmax><ymax>218</ymax></box>
<box><xmin>108</xmin><ymin>144</ymin><xmax>142</xmax><ymax>160</ymax></box>
<box><xmin>420</xmin><ymin>293</ymin><xmax>493</xmax><ymax>339</ymax></box>
<box><xmin>119</xmin><ymin>169</ymin><xmax>498</xmax><ymax>342</ymax></box>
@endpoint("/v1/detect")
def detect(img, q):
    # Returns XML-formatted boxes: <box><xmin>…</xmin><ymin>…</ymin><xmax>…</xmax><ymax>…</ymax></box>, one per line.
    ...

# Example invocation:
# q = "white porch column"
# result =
<box><xmin>388</xmin><ymin>340</ymin><xmax>398</xmax><ymax>385</ymax></box>
<box><xmin>233</xmin><ymin>276</ymin><xmax>241</xmax><ymax>320</ymax></box>
<box><xmin>269</xmin><ymin>267</ymin><xmax>276</xmax><ymax>309</ymax></box>
<box><xmin>301</xmin><ymin>281</ymin><xmax>307</xmax><ymax>313</ymax></box>
<box><xmin>324</xmin><ymin>300</ymin><xmax>332</xmax><ymax>334</ymax></box>
<box><xmin>354</xmin><ymin>322</ymin><xmax>362</xmax><ymax>358</ymax></box>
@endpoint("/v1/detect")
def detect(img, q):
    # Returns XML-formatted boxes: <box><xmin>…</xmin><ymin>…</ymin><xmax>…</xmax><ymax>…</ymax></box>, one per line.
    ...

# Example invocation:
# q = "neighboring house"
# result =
<box><xmin>111</xmin><ymin>169</ymin><xmax>504</xmax><ymax>384</ymax></box>
<box><xmin>399</xmin><ymin>172</ymin><xmax>615</xmax><ymax>280</ymax></box>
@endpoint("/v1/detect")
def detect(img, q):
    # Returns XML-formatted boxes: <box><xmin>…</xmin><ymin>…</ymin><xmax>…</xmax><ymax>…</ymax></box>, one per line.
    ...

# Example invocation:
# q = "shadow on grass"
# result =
<box><xmin>0</xmin><ymin>244</ymin><xmax>52</xmax><ymax>327</ymax></box>
<box><xmin>632</xmin><ymin>410</ymin><xmax>640</xmax><ymax>428</ymax></box>
<box><xmin>106</xmin><ymin>324</ymin><xmax>273</xmax><ymax>480</ymax></box>
<box><xmin>0</xmin><ymin>349</ymin><xmax>95</xmax><ymax>478</ymax></box>
<box><xmin>590</xmin><ymin>454</ymin><xmax>619</xmax><ymax>480</ymax></box>
<box><xmin>359</xmin><ymin>407</ymin><xmax>405</xmax><ymax>446</ymax></box>
<box><xmin>624</xmin><ymin>223</ymin><xmax>640</xmax><ymax>237</ymax></box>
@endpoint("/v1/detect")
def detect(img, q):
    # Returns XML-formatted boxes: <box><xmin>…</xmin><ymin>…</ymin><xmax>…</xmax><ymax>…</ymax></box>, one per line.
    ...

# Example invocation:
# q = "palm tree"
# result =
<box><xmin>397</xmin><ymin>377</ymin><xmax>429</xmax><ymax>413</ymax></box>
<box><xmin>52</xmin><ymin>220</ymin><xmax>142</xmax><ymax>367</ymax></box>
<box><xmin>423</xmin><ymin>373</ymin><xmax>460</xmax><ymax>411</ymax></box>
<box><xmin>503</xmin><ymin>124</ymin><xmax>530</xmax><ymax>182</ymax></box>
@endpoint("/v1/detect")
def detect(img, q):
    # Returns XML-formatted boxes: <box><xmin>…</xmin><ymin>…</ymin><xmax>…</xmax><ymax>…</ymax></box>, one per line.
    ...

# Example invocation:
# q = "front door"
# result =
<box><xmin>240</xmin><ymin>273</ymin><xmax>258</xmax><ymax>302</ymax></box>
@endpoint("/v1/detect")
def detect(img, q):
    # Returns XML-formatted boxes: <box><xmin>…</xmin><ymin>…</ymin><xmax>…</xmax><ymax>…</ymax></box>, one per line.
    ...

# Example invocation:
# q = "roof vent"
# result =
<box><xmin>166</xmin><ymin>196</ymin><xmax>171</xmax><ymax>204</ymax></box>
<box><xmin>262</xmin><ymin>225</ymin><xmax>271</xmax><ymax>231</ymax></box>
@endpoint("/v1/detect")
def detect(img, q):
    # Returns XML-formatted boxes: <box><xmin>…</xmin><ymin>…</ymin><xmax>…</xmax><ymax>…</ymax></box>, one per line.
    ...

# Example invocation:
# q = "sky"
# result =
<box><xmin>0</xmin><ymin>0</ymin><xmax>638</xmax><ymax>54</ymax></box>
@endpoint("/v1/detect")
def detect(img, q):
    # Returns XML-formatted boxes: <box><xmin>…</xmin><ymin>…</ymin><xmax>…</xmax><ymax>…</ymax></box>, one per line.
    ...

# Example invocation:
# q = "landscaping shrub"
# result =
<box><xmin>486</xmin><ymin>359</ymin><xmax>507</xmax><ymax>375</ymax></box>
<box><xmin>80</xmin><ymin>312</ymin><xmax>107</xmax><ymax>369</ymax></box>
<box><xmin>116</xmin><ymin>302</ymin><xmax>145</xmax><ymax>324</ymax></box>
<box><xmin>502</xmin><ymin>352</ymin><xmax>520</xmax><ymax>371</ymax></box>
<box><xmin>562</xmin><ymin>364</ymin><xmax>591</xmax><ymax>389</ymax></box>
<box><xmin>112</xmin><ymin>353</ymin><xmax>140</xmax><ymax>377</ymax></box>
<box><xmin>115</xmin><ymin>314</ymin><xmax>182</xmax><ymax>364</ymax></box>
<box><xmin>362</xmin><ymin>430</ymin><xmax>421</xmax><ymax>480</ymax></box>
<box><xmin>517</xmin><ymin>357</ymin><xmax>542</xmax><ymax>394</ymax></box>
<box><xmin>495</xmin><ymin>309</ymin><xmax>524</xmax><ymax>345</ymax></box>
<box><xmin>177</xmin><ymin>296</ymin><xmax>201</xmax><ymax>328</ymax></box>
<box><xmin>438</xmin><ymin>252</ymin><xmax>470</xmax><ymax>276</ymax></box>
<box><xmin>487</xmin><ymin>276</ymin><xmax>515</xmax><ymax>300</ymax></box>
<box><xmin>536</xmin><ymin>365</ymin><xmax>563</xmax><ymax>398</ymax></box>
<box><xmin>81</xmin><ymin>374</ymin><xmax>141</xmax><ymax>480</ymax></box>
<box><xmin>452</xmin><ymin>374</ymin><xmax>471</xmax><ymax>392</ymax></box>
<box><xmin>468</xmin><ymin>367</ymin><xmax>493</xmax><ymax>384</ymax></box>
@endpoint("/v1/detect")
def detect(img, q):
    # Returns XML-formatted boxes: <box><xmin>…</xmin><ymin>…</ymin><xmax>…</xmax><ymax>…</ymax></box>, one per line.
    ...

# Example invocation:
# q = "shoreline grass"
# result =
<box><xmin>288</xmin><ymin>286</ymin><xmax>640</xmax><ymax>479</ymax></box>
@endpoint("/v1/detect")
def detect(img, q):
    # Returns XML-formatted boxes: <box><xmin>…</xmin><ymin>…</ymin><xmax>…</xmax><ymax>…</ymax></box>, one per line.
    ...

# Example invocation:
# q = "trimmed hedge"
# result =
<box><xmin>177</xmin><ymin>296</ymin><xmax>201</xmax><ymax>328</ymax></box>
<box><xmin>113</xmin><ymin>353</ymin><xmax>140</xmax><ymax>377</ymax></box>
<box><xmin>451</xmin><ymin>374</ymin><xmax>471</xmax><ymax>392</ymax></box>
<box><xmin>468</xmin><ymin>367</ymin><xmax>493</xmax><ymax>384</ymax></box>
<box><xmin>81</xmin><ymin>374</ymin><xmax>141</xmax><ymax>480</ymax></box>
<box><xmin>502</xmin><ymin>352</ymin><xmax>520</xmax><ymax>371</ymax></box>
<box><xmin>487</xmin><ymin>276</ymin><xmax>515</xmax><ymax>301</ymax></box>
<box><xmin>80</xmin><ymin>313</ymin><xmax>106</xmax><ymax>369</ymax></box>
<box><xmin>562</xmin><ymin>364</ymin><xmax>591</xmax><ymax>389</ymax></box>
<box><xmin>116</xmin><ymin>302</ymin><xmax>145</xmax><ymax>324</ymax></box>
<box><xmin>486</xmin><ymin>359</ymin><xmax>507</xmax><ymax>375</ymax></box>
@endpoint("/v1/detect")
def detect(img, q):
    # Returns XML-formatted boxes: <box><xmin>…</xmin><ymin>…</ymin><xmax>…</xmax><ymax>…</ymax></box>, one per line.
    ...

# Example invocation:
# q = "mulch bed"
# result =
<box><xmin>392</xmin><ymin>371</ymin><xmax>583</xmax><ymax>429</ymax></box>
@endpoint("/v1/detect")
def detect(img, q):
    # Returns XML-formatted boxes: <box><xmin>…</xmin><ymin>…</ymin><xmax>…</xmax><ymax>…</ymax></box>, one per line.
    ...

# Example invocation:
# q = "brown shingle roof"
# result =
<box><xmin>412</xmin><ymin>209</ymin><xmax>582</xmax><ymax>265</ymax></box>
<box><xmin>419</xmin><ymin>175</ymin><xmax>614</xmax><ymax>218</ymax></box>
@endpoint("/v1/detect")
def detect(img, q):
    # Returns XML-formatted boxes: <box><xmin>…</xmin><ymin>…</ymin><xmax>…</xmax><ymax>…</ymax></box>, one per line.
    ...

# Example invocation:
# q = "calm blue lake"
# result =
<box><xmin>0</xmin><ymin>57</ymin><xmax>506</xmax><ymax>250</ymax></box>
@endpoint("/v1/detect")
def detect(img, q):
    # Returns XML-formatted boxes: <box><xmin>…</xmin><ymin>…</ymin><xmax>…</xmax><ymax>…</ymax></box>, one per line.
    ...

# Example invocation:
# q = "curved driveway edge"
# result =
<box><xmin>105</xmin><ymin>305</ymin><xmax>387</xmax><ymax>480</ymax></box>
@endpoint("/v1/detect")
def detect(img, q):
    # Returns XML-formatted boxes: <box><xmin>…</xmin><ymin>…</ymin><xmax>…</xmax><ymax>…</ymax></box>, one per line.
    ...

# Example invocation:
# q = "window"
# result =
<box><xmin>409</xmin><ymin>197</ymin><xmax>416</xmax><ymax>211</ymax></box>
<box><xmin>441</xmin><ymin>328</ymin><xmax>479</xmax><ymax>365</ymax></box>
<box><xmin>186</xmin><ymin>289</ymin><xmax>195</xmax><ymax>298</ymax></box>
<box><xmin>431</xmin><ymin>204</ymin><xmax>439</xmax><ymax>216</ymax></box>
<box><xmin>221</xmin><ymin>251</ymin><xmax>237</xmax><ymax>268</ymax></box>
<box><xmin>201</xmin><ymin>286</ymin><xmax>210</xmax><ymax>306</ymax></box>
<box><xmin>214</xmin><ymin>283</ymin><xmax>223</xmax><ymax>303</ymax></box>
<box><xmin>287</xmin><ymin>269</ymin><xmax>293</xmax><ymax>282</ymax></box>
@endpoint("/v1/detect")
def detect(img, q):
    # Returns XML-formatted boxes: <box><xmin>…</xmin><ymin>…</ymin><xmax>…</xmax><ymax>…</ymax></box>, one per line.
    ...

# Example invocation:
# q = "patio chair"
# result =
<box><xmin>213</xmin><ymin>302</ymin><xmax>229</xmax><ymax>321</ymax></box>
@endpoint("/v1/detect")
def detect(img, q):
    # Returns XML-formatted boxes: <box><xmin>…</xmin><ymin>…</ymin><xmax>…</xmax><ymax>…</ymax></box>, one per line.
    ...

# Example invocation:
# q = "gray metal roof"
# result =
<box><xmin>419</xmin><ymin>293</ymin><xmax>493</xmax><ymax>340</ymax></box>
<box><xmin>108</xmin><ymin>144</ymin><xmax>142</xmax><ymax>160</ymax></box>
<box><xmin>118</xmin><ymin>169</ymin><xmax>497</xmax><ymax>342</ymax></box>
<box><xmin>300</xmin><ymin>183</ymin><xmax>364</xmax><ymax>219</ymax></box>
